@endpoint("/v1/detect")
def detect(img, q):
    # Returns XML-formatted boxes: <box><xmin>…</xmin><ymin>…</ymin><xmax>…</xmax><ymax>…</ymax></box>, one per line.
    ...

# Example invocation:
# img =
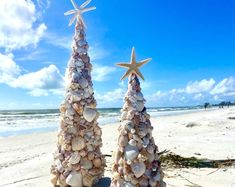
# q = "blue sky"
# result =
<box><xmin>0</xmin><ymin>0</ymin><xmax>235</xmax><ymax>109</ymax></box>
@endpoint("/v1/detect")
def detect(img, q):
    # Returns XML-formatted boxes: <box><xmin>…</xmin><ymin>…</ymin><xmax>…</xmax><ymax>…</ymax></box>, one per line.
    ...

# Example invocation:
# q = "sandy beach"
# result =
<box><xmin>0</xmin><ymin>107</ymin><xmax>235</xmax><ymax>187</ymax></box>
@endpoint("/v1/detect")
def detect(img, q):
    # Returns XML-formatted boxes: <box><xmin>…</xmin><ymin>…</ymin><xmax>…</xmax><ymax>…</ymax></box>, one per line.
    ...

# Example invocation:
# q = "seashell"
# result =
<box><xmin>130</xmin><ymin>162</ymin><xmax>146</xmax><ymax>178</ymax></box>
<box><xmin>67</xmin><ymin>126</ymin><xmax>77</xmax><ymax>135</ymax></box>
<box><xmin>87</xmin><ymin>152</ymin><xmax>95</xmax><ymax>160</ymax></box>
<box><xmin>65</xmin><ymin>107</ymin><xmax>75</xmax><ymax>118</ymax></box>
<box><xmin>128</xmin><ymin>139</ymin><xmax>136</xmax><ymax>146</ymax></box>
<box><xmin>71</xmin><ymin>93</ymin><xmax>82</xmax><ymax>102</ymax></box>
<box><xmin>50</xmin><ymin>173</ymin><xmax>59</xmax><ymax>185</ymax></box>
<box><xmin>87</xmin><ymin>85</ymin><xmax>93</xmax><ymax>95</ymax></box>
<box><xmin>71</xmin><ymin>136</ymin><xmax>86</xmax><ymax>151</ymax></box>
<box><xmin>94</xmin><ymin>125</ymin><xmax>102</xmax><ymax>136</ymax></box>
<box><xmin>78</xmin><ymin>78</ymin><xmax>88</xmax><ymax>89</ymax></box>
<box><xmin>82</xmin><ymin>173</ymin><xmax>97</xmax><ymax>187</ymax></box>
<box><xmin>138</xmin><ymin>149</ymin><xmax>149</xmax><ymax>162</ymax></box>
<box><xmin>147</xmin><ymin>145</ymin><xmax>155</xmax><ymax>154</ymax></box>
<box><xmin>136</xmin><ymin>92</ymin><xmax>144</xmax><ymax>101</ymax></box>
<box><xmin>93</xmin><ymin>158</ymin><xmax>102</xmax><ymax>168</ymax></box>
<box><xmin>136</xmin><ymin>101</ymin><xmax>144</xmax><ymax>112</ymax></box>
<box><xmin>112</xmin><ymin>172</ymin><xmax>121</xmax><ymax>180</ymax></box>
<box><xmin>79</xmin><ymin>150</ymin><xmax>87</xmax><ymax>157</ymax></box>
<box><xmin>83</xmin><ymin>107</ymin><xmax>97</xmax><ymax>122</ymax></box>
<box><xmin>118</xmin><ymin>135</ymin><xmax>128</xmax><ymax>147</ymax></box>
<box><xmin>86</xmin><ymin>144</ymin><xmax>93</xmax><ymax>152</ymax></box>
<box><xmin>139</xmin><ymin>177</ymin><xmax>148</xmax><ymax>186</ymax></box>
<box><xmin>59</xmin><ymin>174</ymin><xmax>67</xmax><ymax>187</ymax></box>
<box><xmin>89</xmin><ymin>168</ymin><xmax>103</xmax><ymax>176</ymax></box>
<box><xmin>81</xmin><ymin>157</ymin><xmax>93</xmax><ymax>170</ymax></box>
<box><xmin>124</xmin><ymin>144</ymin><xmax>139</xmax><ymax>162</ymax></box>
<box><xmin>153</xmin><ymin>172</ymin><xmax>161</xmax><ymax>182</ymax></box>
<box><xmin>60</xmin><ymin>103</ymin><xmax>67</xmax><ymax>113</ymax></box>
<box><xmin>124</xmin><ymin>182</ymin><xmax>135</xmax><ymax>187</ymax></box>
<box><xmin>73</xmin><ymin>103</ymin><xmax>83</xmax><ymax>114</ymax></box>
<box><xmin>69</xmin><ymin>152</ymin><xmax>81</xmax><ymax>165</ymax></box>
<box><xmin>75</xmin><ymin>60</ymin><xmax>83</xmax><ymax>67</ymax></box>
<box><xmin>66</xmin><ymin>171</ymin><xmax>83</xmax><ymax>187</ymax></box>
<box><xmin>143</xmin><ymin>137</ymin><xmax>150</xmax><ymax>147</ymax></box>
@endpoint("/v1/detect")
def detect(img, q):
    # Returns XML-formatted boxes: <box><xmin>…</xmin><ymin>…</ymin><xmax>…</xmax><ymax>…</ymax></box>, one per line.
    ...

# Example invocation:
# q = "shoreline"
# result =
<box><xmin>0</xmin><ymin>106</ymin><xmax>220</xmax><ymax>138</ymax></box>
<box><xmin>0</xmin><ymin>107</ymin><xmax>234</xmax><ymax>186</ymax></box>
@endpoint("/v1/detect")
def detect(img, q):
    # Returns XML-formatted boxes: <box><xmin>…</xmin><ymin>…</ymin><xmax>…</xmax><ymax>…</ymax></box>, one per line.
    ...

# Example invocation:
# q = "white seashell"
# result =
<box><xmin>69</xmin><ymin>151</ymin><xmax>81</xmax><ymax>165</ymax></box>
<box><xmin>50</xmin><ymin>174</ymin><xmax>59</xmax><ymax>185</ymax></box>
<box><xmin>71</xmin><ymin>136</ymin><xmax>85</xmax><ymax>151</ymax></box>
<box><xmin>83</xmin><ymin>107</ymin><xmax>97</xmax><ymax>122</ymax></box>
<box><xmin>130</xmin><ymin>162</ymin><xmax>146</xmax><ymax>178</ymax></box>
<box><xmin>66</xmin><ymin>171</ymin><xmax>83</xmax><ymax>187</ymax></box>
<box><xmin>124</xmin><ymin>144</ymin><xmax>139</xmax><ymax>161</ymax></box>
<box><xmin>81</xmin><ymin>158</ymin><xmax>93</xmax><ymax>170</ymax></box>
<box><xmin>136</xmin><ymin>101</ymin><xmax>144</xmax><ymax>112</ymax></box>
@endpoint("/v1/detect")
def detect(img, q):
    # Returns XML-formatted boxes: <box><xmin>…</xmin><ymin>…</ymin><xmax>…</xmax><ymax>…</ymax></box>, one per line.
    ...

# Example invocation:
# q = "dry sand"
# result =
<box><xmin>0</xmin><ymin>107</ymin><xmax>235</xmax><ymax>187</ymax></box>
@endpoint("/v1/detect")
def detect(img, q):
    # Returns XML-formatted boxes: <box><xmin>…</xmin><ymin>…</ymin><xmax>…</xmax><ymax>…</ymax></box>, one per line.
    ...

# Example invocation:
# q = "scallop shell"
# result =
<box><xmin>71</xmin><ymin>136</ymin><xmax>85</xmax><ymax>151</ymax></box>
<box><xmin>82</xmin><ymin>173</ymin><xmax>96</xmax><ymax>187</ymax></box>
<box><xmin>81</xmin><ymin>158</ymin><xmax>93</xmax><ymax>170</ymax></box>
<box><xmin>83</xmin><ymin>107</ymin><xmax>97</xmax><ymax>122</ymax></box>
<box><xmin>124</xmin><ymin>144</ymin><xmax>139</xmax><ymax>162</ymax></box>
<box><xmin>69</xmin><ymin>152</ymin><xmax>81</xmax><ymax>165</ymax></box>
<box><xmin>66</xmin><ymin>171</ymin><xmax>83</xmax><ymax>187</ymax></box>
<box><xmin>93</xmin><ymin>158</ymin><xmax>102</xmax><ymax>168</ymax></box>
<box><xmin>130</xmin><ymin>162</ymin><xmax>146</xmax><ymax>178</ymax></box>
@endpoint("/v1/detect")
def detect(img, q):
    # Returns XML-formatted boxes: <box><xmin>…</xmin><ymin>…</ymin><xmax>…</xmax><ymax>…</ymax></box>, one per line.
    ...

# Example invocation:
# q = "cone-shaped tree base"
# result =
<box><xmin>50</xmin><ymin>22</ymin><xmax>105</xmax><ymax>187</ymax></box>
<box><xmin>110</xmin><ymin>74</ymin><xmax>166</xmax><ymax>187</ymax></box>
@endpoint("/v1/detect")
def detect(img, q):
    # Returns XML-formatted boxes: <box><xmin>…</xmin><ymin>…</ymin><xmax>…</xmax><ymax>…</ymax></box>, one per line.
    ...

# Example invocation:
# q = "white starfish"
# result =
<box><xmin>64</xmin><ymin>0</ymin><xmax>96</xmax><ymax>27</ymax></box>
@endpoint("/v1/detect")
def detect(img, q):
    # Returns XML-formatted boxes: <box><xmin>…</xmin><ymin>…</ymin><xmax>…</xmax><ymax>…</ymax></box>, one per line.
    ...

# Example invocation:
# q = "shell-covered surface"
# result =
<box><xmin>110</xmin><ymin>74</ymin><xmax>165</xmax><ymax>187</ymax></box>
<box><xmin>50</xmin><ymin>22</ymin><xmax>105</xmax><ymax>186</ymax></box>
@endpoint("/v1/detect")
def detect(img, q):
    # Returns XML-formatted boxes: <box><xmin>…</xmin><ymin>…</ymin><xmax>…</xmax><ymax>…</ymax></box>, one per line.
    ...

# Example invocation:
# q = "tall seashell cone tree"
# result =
<box><xmin>50</xmin><ymin>1</ymin><xmax>105</xmax><ymax>186</ymax></box>
<box><xmin>110</xmin><ymin>48</ymin><xmax>166</xmax><ymax>187</ymax></box>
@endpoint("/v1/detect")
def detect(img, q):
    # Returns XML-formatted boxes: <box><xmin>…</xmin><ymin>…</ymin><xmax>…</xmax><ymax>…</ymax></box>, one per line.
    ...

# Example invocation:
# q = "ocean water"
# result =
<box><xmin>0</xmin><ymin>106</ymin><xmax>203</xmax><ymax>137</ymax></box>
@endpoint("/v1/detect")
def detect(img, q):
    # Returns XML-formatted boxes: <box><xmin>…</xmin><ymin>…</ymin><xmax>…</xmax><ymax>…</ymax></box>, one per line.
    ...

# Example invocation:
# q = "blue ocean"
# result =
<box><xmin>0</xmin><ymin>106</ymin><xmax>204</xmax><ymax>137</ymax></box>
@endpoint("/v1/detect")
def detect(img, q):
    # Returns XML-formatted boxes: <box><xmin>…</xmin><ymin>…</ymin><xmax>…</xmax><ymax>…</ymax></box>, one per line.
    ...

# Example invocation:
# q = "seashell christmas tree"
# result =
<box><xmin>110</xmin><ymin>48</ymin><xmax>166</xmax><ymax>187</ymax></box>
<box><xmin>50</xmin><ymin>0</ymin><xmax>105</xmax><ymax>186</ymax></box>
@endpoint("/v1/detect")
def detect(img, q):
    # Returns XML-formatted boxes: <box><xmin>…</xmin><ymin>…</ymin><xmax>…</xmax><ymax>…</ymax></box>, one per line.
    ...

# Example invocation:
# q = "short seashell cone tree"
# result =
<box><xmin>110</xmin><ymin>48</ymin><xmax>166</xmax><ymax>187</ymax></box>
<box><xmin>50</xmin><ymin>0</ymin><xmax>105</xmax><ymax>186</ymax></box>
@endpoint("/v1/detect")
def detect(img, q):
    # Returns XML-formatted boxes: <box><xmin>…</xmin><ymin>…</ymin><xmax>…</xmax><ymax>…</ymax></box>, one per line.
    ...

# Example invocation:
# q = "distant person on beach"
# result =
<box><xmin>204</xmin><ymin>102</ymin><xmax>210</xmax><ymax>110</ymax></box>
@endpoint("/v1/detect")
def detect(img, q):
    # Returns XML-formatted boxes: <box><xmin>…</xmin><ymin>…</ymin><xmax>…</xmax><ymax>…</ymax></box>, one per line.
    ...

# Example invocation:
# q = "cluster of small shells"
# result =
<box><xmin>110</xmin><ymin>74</ymin><xmax>166</xmax><ymax>187</ymax></box>
<box><xmin>50</xmin><ymin>22</ymin><xmax>105</xmax><ymax>187</ymax></box>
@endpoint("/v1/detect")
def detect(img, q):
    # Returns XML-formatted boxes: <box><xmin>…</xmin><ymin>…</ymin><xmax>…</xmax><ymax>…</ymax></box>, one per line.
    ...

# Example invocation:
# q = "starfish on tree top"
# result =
<box><xmin>64</xmin><ymin>0</ymin><xmax>96</xmax><ymax>27</ymax></box>
<box><xmin>116</xmin><ymin>47</ymin><xmax>152</xmax><ymax>80</ymax></box>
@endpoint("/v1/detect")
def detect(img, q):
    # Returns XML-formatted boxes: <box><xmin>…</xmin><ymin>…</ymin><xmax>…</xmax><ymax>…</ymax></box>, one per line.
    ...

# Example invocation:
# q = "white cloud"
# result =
<box><xmin>0</xmin><ymin>53</ymin><xmax>21</xmax><ymax>82</ymax></box>
<box><xmin>210</xmin><ymin>77</ymin><xmax>235</xmax><ymax>95</ymax></box>
<box><xmin>185</xmin><ymin>78</ymin><xmax>215</xmax><ymax>94</ymax></box>
<box><xmin>0</xmin><ymin>0</ymin><xmax>47</xmax><ymax>51</ymax></box>
<box><xmin>92</xmin><ymin>63</ymin><xmax>116</xmax><ymax>82</ymax></box>
<box><xmin>148</xmin><ymin>77</ymin><xmax>235</xmax><ymax>106</ymax></box>
<box><xmin>0</xmin><ymin>53</ymin><xmax>64</xmax><ymax>96</ymax></box>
